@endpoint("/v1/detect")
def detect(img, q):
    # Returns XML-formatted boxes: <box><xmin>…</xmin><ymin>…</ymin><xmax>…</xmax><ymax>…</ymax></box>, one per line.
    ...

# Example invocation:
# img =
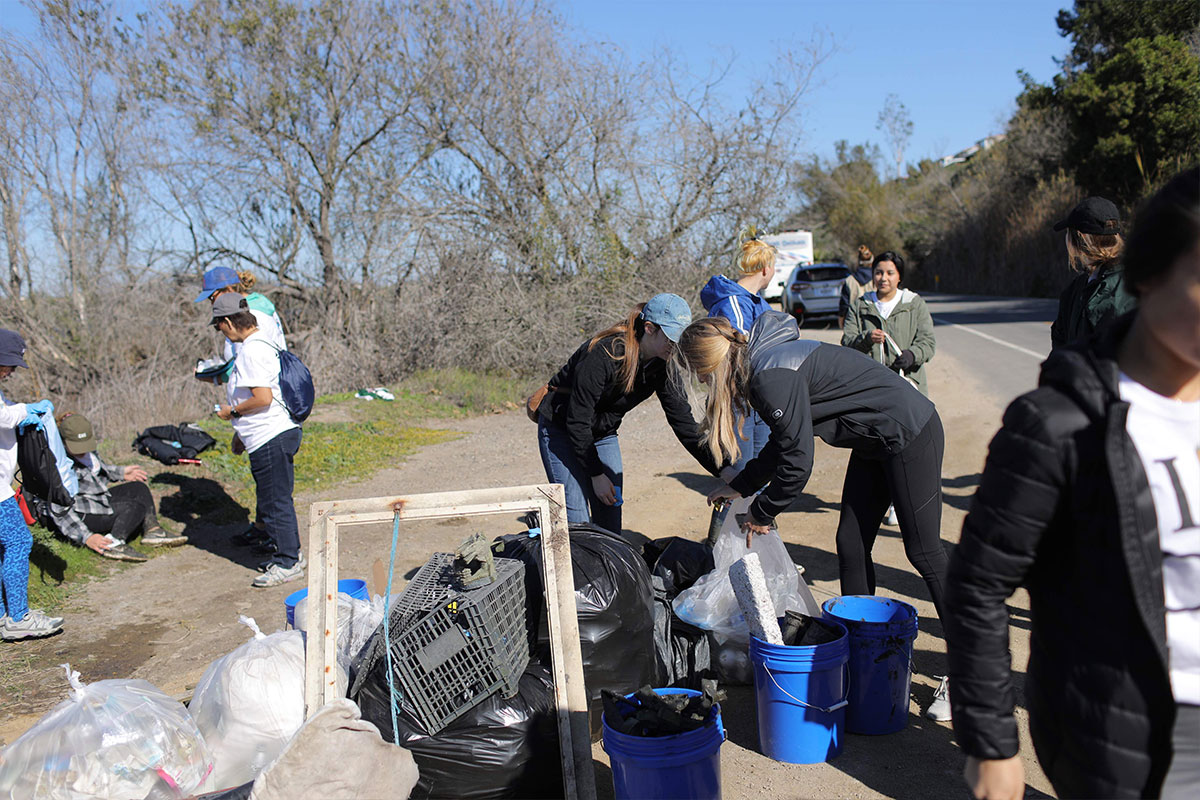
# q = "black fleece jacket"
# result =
<box><xmin>945</xmin><ymin>313</ymin><xmax>1173</xmax><ymax>799</ymax></box>
<box><xmin>729</xmin><ymin>311</ymin><xmax>935</xmax><ymax>524</ymax></box>
<box><xmin>540</xmin><ymin>335</ymin><xmax>720</xmax><ymax>478</ymax></box>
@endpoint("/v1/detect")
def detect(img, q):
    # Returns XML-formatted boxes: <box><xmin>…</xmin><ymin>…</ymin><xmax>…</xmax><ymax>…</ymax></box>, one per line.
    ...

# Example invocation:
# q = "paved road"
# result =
<box><xmin>924</xmin><ymin>293</ymin><xmax>1057</xmax><ymax>404</ymax></box>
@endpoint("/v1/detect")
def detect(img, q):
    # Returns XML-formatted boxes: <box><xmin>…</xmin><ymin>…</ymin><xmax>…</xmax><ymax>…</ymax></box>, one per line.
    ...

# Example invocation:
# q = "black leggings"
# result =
<box><xmin>834</xmin><ymin>412</ymin><xmax>948</xmax><ymax>624</ymax></box>
<box><xmin>80</xmin><ymin>482</ymin><xmax>159</xmax><ymax>543</ymax></box>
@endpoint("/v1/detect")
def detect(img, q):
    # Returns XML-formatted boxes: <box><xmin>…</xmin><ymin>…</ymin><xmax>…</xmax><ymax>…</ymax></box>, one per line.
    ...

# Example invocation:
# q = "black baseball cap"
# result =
<box><xmin>1054</xmin><ymin>196</ymin><xmax>1121</xmax><ymax>235</ymax></box>
<box><xmin>0</xmin><ymin>329</ymin><xmax>28</xmax><ymax>368</ymax></box>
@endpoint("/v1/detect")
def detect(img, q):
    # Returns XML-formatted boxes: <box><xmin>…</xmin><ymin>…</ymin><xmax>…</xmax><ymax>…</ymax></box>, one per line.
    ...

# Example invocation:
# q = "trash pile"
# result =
<box><xmin>0</xmin><ymin>504</ymin><xmax>825</xmax><ymax>799</ymax></box>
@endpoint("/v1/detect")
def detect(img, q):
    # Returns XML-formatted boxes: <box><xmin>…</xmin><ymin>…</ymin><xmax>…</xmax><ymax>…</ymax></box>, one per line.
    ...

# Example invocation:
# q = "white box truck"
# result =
<box><xmin>760</xmin><ymin>230</ymin><xmax>814</xmax><ymax>302</ymax></box>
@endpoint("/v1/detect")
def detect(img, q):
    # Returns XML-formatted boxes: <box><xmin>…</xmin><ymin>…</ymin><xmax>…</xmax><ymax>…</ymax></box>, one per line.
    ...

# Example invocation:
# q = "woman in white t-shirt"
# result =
<box><xmin>211</xmin><ymin>293</ymin><xmax>304</xmax><ymax>589</ymax></box>
<box><xmin>945</xmin><ymin>168</ymin><xmax>1200</xmax><ymax>800</ymax></box>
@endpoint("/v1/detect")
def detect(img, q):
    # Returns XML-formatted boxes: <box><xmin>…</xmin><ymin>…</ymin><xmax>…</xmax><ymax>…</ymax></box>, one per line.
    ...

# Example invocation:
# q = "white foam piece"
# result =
<box><xmin>729</xmin><ymin>552</ymin><xmax>784</xmax><ymax>645</ymax></box>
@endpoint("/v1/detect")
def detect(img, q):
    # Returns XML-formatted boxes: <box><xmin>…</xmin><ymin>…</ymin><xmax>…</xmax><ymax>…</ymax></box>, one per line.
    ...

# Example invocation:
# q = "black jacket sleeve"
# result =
<box><xmin>729</xmin><ymin>368</ymin><xmax>814</xmax><ymax>524</ymax></box>
<box><xmin>945</xmin><ymin>392</ymin><xmax>1069</xmax><ymax>760</ymax></box>
<box><xmin>563</xmin><ymin>345</ymin><xmax>613</xmax><ymax>476</ymax></box>
<box><xmin>654</xmin><ymin>368</ymin><xmax>721</xmax><ymax>476</ymax></box>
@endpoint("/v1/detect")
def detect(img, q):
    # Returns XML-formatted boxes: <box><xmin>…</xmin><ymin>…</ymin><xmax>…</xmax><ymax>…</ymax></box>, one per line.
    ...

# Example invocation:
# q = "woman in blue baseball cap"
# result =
<box><xmin>0</xmin><ymin>329</ymin><xmax>64</xmax><ymax>640</ymax></box>
<box><xmin>528</xmin><ymin>294</ymin><xmax>723</xmax><ymax>534</ymax></box>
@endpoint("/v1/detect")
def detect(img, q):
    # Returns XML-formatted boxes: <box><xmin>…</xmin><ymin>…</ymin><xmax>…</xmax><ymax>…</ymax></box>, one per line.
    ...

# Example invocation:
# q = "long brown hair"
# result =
<box><xmin>675</xmin><ymin>317</ymin><xmax>751</xmax><ymax>465</ymax></box>
<box><xmin>588</xmin><ymin>304</ymin><xmax>646</xmax><ymax>394</ymax></box>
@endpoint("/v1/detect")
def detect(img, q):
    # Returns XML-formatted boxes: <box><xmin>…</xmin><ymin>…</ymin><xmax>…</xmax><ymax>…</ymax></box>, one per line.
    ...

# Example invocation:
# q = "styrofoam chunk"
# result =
<box><xmin>729</xmin><ymin>553</ymin><xmax>784</xmax><ymax>645</ymax></box>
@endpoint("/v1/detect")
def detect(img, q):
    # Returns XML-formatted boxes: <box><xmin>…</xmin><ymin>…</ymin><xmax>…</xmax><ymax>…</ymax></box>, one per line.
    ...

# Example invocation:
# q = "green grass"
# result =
<box><xmin>22</xmin><ymin>370</ymin><xmax>523</xmax><ymax>610</ymax></box>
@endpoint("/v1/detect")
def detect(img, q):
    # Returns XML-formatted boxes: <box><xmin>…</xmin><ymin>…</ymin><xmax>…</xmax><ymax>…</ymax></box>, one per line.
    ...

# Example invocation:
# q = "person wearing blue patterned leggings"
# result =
<box><xmin>0</xmin><ymin>329</ymin><xmax>63</xmax><ymax>641</ymax></box>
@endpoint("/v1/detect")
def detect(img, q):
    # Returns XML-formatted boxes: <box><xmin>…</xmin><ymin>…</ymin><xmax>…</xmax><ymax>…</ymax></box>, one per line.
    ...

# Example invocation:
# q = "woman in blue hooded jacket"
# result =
<box><xmin>700</xmin><ymin>236</ymin><xmax>775</xmax><ymax>470</ymax></box>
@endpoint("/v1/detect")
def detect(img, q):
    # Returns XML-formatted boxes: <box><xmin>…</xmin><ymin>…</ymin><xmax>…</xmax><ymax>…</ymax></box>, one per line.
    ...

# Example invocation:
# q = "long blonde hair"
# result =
<box><xmin>588</xmin><ymin>304</ymin><xmax>646</xmax><ymax>394</ymax></box>
<box><xmin>1066</xmin><ymin>228</ymin><xmax>1123</xmax><ymax>274</ymax></box>
<box><xmin>737</xmin><ymin>237</ymin><xmax>777</xmax><ymax>276</ymax></box>
<box><xmin>675</xmin><ymin>317</ymin><xmax>751</xmax><ymax>465</ymax></box>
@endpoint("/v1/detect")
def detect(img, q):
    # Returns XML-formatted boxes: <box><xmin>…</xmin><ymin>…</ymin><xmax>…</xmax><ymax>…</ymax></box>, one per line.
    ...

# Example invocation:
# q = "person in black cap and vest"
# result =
<box><xmin>1050</xmin><ymin>195</ymin><xmax>1137</xmax><ymax>348</ymax></box>
<box><xmin>0</xmin><ymin>329</ymin><xmax>64</xmax><ymax>640</ymax></box>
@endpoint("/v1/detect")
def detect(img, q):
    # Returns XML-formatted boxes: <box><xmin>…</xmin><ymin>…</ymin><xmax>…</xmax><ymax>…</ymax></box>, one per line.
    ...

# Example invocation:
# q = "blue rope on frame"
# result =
<box><xmin>382</xmin><ymin>512</ymin><xmax>402</xmax><ymax>739</ymax></box>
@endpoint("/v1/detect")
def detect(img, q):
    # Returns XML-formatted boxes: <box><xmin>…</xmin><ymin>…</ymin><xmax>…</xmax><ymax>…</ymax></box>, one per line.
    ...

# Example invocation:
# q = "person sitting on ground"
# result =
<box><xmin>1050</xmin><ymin>195</ymin><xmax>1137</xmax><ymax>348</ymax></box>
<box><xmin>0</xmin><ymin>328</ymin><xmax>64</xmax><ymax>641</ymax></box>
<box><xmin>211</xmin><ymin>293</ymin><xmax>305</xmax><ymax>588</ymax></box>
<box><xmin>40</xmin><ymin>412</ymin><xmax>187</xmax><ymax>562</ymax></box>
<box><xmin>837</xmin><ymin>245</ymin><xmax>875</xmax><ymax>329</ymax></box>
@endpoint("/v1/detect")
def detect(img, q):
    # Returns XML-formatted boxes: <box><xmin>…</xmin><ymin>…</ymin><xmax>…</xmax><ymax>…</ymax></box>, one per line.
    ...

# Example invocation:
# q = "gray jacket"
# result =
<box><xmin>841</xmin><ymin>288</ymin><xmax>936</xmax><ymax>396</ymax></box>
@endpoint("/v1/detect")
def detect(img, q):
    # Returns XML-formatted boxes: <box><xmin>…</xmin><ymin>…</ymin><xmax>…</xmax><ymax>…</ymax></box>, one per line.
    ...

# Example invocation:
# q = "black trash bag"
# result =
<box><xmin>354</xmin><ymin>662</ymin><xmax>562</xmax><ymax>800</ymax></box>
<box><xmin>646</xmin><ymin>537</ymin><xmax>714</xmax><ymax>599</ymax></box>
<box><xmin>651</xmin><ymin>576</ymin><xmax>715</xmax><ymax>689</ymax></box>
<box><xmin>132</xmin><ymin>423</ymin><xmax>216</xmax><ymax>465</ymax></box>
<box><xmin>493</xmin><ymin>523</ymin><xmax>658</xmax><ymax>732</ymax></box>
<box><xmin>194</xmin><ymin>783</ymin><xmax>253</xmax><ymax>800</ymax></box>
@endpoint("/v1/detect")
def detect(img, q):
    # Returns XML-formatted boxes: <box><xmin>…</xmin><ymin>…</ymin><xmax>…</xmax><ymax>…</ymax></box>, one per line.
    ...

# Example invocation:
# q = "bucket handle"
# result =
<box><xmin>762</xmin><ymin>663</ymin><xmax>850</xmax><ymax>714</ymax></box>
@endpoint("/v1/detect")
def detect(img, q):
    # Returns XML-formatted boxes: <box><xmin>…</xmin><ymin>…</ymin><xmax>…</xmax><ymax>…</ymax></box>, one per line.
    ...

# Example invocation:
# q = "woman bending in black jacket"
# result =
<box><xmin>945</xmin><ymin>168</ymin><xmax>1200</xmax><ymax>800</ymax></box>
<box><xmin>532</xmin><ymin>294</ymin><xmax>721</xmax><ymax>534</ymax></box>
<box><xmin>676</xmin><ymin>309</ymin><xmax>951</xmax><ymax>719</ymax></box>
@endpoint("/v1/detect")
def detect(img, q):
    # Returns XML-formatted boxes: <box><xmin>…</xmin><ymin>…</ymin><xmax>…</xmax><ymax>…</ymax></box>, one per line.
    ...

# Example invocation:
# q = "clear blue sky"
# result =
<box><xmin>563</xmin><ymin>0</ymin><xmax>1069</xmax><ymax>167</ymax></box>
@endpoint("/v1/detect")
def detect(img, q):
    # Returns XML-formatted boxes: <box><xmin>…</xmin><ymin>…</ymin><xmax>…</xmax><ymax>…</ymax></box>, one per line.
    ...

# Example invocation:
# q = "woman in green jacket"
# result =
<box><xmin>842</xmin><ymin>251</ymin><xmax>936</xmax><ymax>397</ymax></box>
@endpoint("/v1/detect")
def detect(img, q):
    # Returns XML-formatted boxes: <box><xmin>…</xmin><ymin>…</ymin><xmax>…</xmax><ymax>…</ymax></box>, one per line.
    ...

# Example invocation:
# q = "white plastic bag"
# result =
<box><xmin>673</xmin><ymin>496</ymin><xmax>815</xmax><ymax>643</ymax></box>
<box><xmin>0</xmin><ymin>664</ymin><xmax>213</xmax><ymax>799</ymax></box>
<box><xmin>188</xmin><ymin>616</ymin><xmax>345</xmax><ymax>792</ymax></box>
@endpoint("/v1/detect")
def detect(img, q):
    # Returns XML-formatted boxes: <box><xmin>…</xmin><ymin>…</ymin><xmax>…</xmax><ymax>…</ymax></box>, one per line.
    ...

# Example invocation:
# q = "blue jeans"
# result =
<box><xmin>0</xmin><ymin>496</ymin><xmax>32</xmax><ymax>620</ymax></box>
<box><xmin>249</xmin><ymin>428</ymin><xmax>303</xmax><ymax>568</ymax></box>
<box><xmin>537</xmin><ymin>419</ymin><xmax>623</xmax><ymax>534</ymax></box>
<box><xmin>732</xmin><ymin>409</ymin><xmax>771</xmax><ymax>473</ymax></box>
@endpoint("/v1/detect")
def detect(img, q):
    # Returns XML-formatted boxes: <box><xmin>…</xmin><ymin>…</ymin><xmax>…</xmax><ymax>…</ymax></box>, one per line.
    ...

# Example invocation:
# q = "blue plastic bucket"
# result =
<box><xmin>284</xmin><ymin>578</ymin><xmax>369</xmax><ymax>629</ymax></box>
<box><xmin>602</xmin><ymin>688</ymin><xmax>725</xmax><ymax>800</ymax></box>
<box><xmin>822</xmin><ymin>596</ymin><xmax>918</xmax><ymax>735</ymax></box>
<box><xmin>749</xmin><ymin>621</ymin><xmax>849</xmax><ymax>764</ymax></box>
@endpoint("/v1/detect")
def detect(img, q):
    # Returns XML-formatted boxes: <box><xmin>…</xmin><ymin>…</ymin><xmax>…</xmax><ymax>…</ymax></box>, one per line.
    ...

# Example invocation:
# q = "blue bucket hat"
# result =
<box><xmin>193</xmin><ymin>267</ymin><xmax>241</xmax><ymax>303</ymax></box>
<box><xmin>640</xmin><ymin>293</ymin><xmax>692</xmax><ymax>342</ymax></box>
<box><xmin>0</xmin><ymin>329</ymin><xmax>27</xmax><ymax>368</ymax></box>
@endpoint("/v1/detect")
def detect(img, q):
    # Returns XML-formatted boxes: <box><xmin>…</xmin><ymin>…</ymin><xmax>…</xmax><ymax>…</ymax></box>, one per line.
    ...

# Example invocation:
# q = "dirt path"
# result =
<box><xmin>0</xmin><ymin>326</ymin><xmax>1054</xmax><ymax>799</ymax></box>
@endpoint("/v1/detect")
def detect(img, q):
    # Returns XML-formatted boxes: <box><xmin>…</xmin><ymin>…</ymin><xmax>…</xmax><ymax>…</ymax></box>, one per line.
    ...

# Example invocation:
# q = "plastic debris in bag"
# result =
<box><xmin>672</xmin><ymin>496</ymin><xmax>816</xmax><ymax>644</ymax></box>
<box><xmin>0</xmin><ymin>664</ymin><xmax>213</xmax><ymax>799</ymax></box>
<box><xmin>493</xmin><ymin>523</ymin><xmax>658</xmax><ymax>731</ymax></box>
<box><xmin>294</xmin><ymin>592</ymin><xmax>382</xmax><ymax>675</ymax></box>
<box><xmin>188</xmin><ymin>616</ymin><xmax>346</xmax><ymax>792</ymax></box>
<box><xmin>356</xmin><ymin>662</ymin><xmax>561</xmax><ymax>800</ymax></box>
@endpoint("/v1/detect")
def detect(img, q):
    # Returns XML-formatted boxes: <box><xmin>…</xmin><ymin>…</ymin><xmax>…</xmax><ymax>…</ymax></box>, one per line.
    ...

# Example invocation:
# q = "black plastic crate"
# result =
<box><xmin>354</xmin><ymin>553</ymin><xmax>530</xmax><ymax>734</ymax></box>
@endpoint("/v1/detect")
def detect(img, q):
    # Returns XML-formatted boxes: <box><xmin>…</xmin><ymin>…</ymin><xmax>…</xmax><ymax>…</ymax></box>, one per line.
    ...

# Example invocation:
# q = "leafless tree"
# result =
<box><xmin>876</xmin><ymin>93</ymin><xmax>913</xmax><ymax>180</ymax></box>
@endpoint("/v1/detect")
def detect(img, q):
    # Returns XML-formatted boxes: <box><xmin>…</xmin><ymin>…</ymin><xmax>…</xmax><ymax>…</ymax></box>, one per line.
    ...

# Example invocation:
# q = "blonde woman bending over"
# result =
<box><xmin>676</xmin><ymin>310</ymin><xmax>952</xmax><ymax>720</ymax></box>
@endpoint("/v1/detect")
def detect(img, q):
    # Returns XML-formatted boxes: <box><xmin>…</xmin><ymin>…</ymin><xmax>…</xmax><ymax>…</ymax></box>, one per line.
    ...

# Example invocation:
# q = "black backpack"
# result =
<box><xmin>248</xmin><ymin>340</ymin><xmax>314</xmax><ymax>423</ymax></box>
<box><xmin>16</xmin><ymin>425</ymin><xmax>75</xmax><ymax>506</ymax></box>
<box><xmin>132</xmin><ymin>423</ymin><xmax>217</xmax><ymax>465</ymax></box>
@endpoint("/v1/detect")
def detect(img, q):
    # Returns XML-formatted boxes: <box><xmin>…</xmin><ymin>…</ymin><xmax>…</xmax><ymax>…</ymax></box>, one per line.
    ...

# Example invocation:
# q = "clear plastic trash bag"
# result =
<box><xmin>672</xmin><ymin>496</ymin><xmax>815</xmax><ymax>644</ymax></box>
<box><xmin>294</xmin><ymin>592</ymin><xmax>383</xmax><ymax>675</ymax></box>
<box><xmin>188</xmin><ymin>616</ymin><xmax>345</xmax><ymax>793</ymax></box>
<box><xmin>0</xmin><ymin>664</ymin><xmax>213</xmax><ymax>799</ymax></box>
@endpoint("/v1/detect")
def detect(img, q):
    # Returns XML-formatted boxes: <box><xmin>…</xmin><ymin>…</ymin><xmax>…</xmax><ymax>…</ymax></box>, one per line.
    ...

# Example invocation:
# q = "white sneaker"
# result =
<box><xmin>252</xmin><ymin>560</ymin><xmax>305</xmax><ymax>588</ymax></box>
<box><xmin>926</xmin><ymin>676</ymin><xmax>952</xmax><ymax>721</ymax></box>
<box><xmin>2</xmin><ymin>609</ymin><xmax>64</xmax><ymax>640</ymax></box>
<box><xmin>885</xmin><ymin>504</ymin><xmax>899</xmax><ymax>526</ymax></box>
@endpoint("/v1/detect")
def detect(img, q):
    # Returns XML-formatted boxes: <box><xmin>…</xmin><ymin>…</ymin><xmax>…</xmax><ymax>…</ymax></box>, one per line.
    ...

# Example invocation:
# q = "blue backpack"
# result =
<box><xmin>253</xmin><ymin>341</ymin><xmax>314</xmax><ymax>423</ymax></box>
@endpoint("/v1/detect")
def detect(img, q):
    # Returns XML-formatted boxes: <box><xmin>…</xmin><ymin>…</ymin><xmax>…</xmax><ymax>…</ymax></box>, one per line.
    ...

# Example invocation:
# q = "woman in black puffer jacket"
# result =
<box><xmin>945</xmin><ymin>168</ymin><xmax>1200</xmax><ymax>800</ymax></box>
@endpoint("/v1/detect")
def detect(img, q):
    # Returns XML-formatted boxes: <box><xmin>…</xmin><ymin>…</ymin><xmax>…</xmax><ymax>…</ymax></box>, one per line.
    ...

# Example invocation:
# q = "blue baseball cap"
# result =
<box><xmin>193</xmin><ymin>267</ymin><xmax>241</xmax><ymax>303</ymax></box>
<box><xmin>640</xmin><ymin>293</ymin><xmax>692</xmax><ymax>342</ymax></box>
<box><xmin>0</xmin><ymin>329</ymin><xmax>27</xmax><ymax>368</ymax></box>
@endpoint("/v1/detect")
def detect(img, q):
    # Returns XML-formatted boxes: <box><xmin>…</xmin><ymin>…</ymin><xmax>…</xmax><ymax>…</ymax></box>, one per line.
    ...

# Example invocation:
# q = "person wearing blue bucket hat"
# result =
<box><xmin>945</xmin><ymin>169</ymin><xmax>1200</xmax><ymax>800</ymax></box>
<box><xmin>529</xmin><ymin>294</ymin><xmax>723</xmax><ymax>534</ymax></box>
<box><xmin>0</xmin><ymin>329</ymin><xmax>64</xmax><ymax>641</ymax></box>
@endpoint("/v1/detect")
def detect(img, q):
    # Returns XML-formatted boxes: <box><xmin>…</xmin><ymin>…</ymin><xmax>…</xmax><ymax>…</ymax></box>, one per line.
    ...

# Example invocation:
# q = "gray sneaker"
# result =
<box><xmin>100</xmin><ymin>540</ymin><xmax>149</xmax><ymax>562</ymax></box>
<box><xmin>926</xmin><ymin>676</ymin><xmax>952</xmax><ymax>721</ymax></box>
<box><xmin>252</xmin><ymin>560</ymin><xmax>305</xmax><ymax>588</ymax></box>
<box><xmin>141</xmin><ymin>527</ymin><xmax>188</xmax><ymax>547</ymax></box>
<box><xmin>2</xmin><ymin>609</ymin><xmax>64</xmax><ymax>641</ymax></box>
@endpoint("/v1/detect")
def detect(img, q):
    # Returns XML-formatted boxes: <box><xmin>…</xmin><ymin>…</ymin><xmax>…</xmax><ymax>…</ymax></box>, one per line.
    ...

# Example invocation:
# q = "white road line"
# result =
<box><xmin>932</xmin><ymin>316</ymin><xmax>1047</xmax><ymax>360</ymax></box>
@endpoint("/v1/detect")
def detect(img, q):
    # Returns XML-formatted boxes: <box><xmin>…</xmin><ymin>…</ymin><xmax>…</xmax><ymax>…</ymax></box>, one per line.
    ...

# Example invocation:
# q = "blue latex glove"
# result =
<box><xmin>21</xmin><ymin>399</ymin><xmax>54</xmax><ymax>430</ymax></box>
